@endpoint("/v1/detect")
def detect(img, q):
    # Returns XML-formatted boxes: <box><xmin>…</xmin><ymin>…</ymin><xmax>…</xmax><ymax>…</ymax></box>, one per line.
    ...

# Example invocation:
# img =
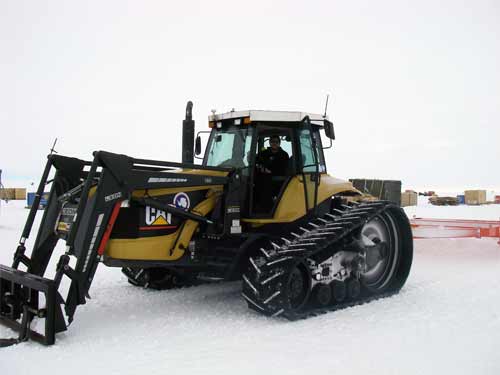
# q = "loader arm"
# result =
<box><xmin>0</xmin><ymin>150</ymin><xmax>238</xmax><ymax>345</ymax></box>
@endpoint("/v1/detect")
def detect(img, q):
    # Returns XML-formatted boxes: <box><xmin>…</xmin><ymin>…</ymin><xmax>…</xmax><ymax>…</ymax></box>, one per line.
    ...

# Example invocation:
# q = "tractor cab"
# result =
<box><xmin>196</xmin><ymin>110</ymin><xmax>335</xmax><ymax>220</ymax></box>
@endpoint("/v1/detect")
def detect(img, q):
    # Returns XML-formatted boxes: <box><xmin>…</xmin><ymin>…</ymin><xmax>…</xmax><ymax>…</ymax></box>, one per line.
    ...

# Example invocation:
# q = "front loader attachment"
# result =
<box><xmin>0</xmin><ymin>150</ymin><xmax>231</xmax><ymax>346</ymax></box>
<box><xmin>0</xmin><ymin>265</ymin><xmax>66</xmax><ymax>346</ymax></box>
<box><xmin>0</xmin><ymin>153</ymin><xmax>91</xmax><ymax>346</ymax></box>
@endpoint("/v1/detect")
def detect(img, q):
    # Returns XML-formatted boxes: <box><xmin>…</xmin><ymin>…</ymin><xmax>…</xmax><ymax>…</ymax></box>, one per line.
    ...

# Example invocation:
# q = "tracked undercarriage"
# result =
<box><xmin>123</xmin><ymin>200</ymin><xmax>413</xmax><ymax>318</ymax></box>
<box><xmin>242</xmin><ymin>201</ymin><xmax>413</xmax><ymax>319</ymax></box>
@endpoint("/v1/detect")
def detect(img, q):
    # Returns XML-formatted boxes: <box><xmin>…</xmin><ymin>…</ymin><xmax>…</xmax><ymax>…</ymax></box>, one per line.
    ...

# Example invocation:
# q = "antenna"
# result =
<box><xmin>323</xmin><ymin>94</ymin><xmax>330</xmax><ymax>118</ymax></box>
<box><xmin>50</xmin><ymin>138</ymin><xmax>58</xmax><ymax>155</ymax></box>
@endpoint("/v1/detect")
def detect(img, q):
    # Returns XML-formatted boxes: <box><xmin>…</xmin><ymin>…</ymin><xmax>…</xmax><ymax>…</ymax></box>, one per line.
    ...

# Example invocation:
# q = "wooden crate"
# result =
<box><xmin>401</xmin><ymin>191</ymin><xmax>418</xmax><ymax>207</ymax></box>
<box><xmin>464</xmin><ymin>190</ymin><xmax>486</xmax><ymax>205</ymax></box>
<box><xmin>0</xmin><ymin>188</ymin><xmax>16</xmax><ymax>199</ymax></box>
<box><xmin>14</xmin><ymin>188</ymin><xmax>26</xmax><ymax>200</ymax></box>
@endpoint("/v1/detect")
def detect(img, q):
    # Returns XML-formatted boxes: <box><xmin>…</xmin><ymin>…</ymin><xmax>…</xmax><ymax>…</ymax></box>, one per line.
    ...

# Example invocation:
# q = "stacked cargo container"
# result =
<box><xmin>401</xmin><ymin>190</ymin><xmax>418</xmax><ymax>207</ymax></box>
<box><xmin>464</xmin><ymin>190</ymin><xmax>487</xmax><ymax>205</ymax></box>
<box><xmin>26</xmin><ymin>192</ymin><xmax>50</xmax><ymax>208</ymax></box>
<box><xmin>349</xmin><ymin>179</ymin><xmax>402</xmax><ymax>205</ymax></box>
<box><xmin>0</xmin><ymin>188</ymin><xmax>26</xmax><ymax>200</ymax></box>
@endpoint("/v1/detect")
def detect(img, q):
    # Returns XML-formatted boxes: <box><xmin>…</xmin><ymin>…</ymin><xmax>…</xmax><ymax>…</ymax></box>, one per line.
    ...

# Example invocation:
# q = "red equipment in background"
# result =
<box><xmin>410</xmin><ymin>218</ymin><xmax>500</xmax><ymax>245</ymax></box>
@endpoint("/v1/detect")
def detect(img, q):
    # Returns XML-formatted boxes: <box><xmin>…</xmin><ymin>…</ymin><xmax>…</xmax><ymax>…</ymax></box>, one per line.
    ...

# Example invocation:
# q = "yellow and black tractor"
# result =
<box><xmin>0</xmin><ymin>102</ymin><xmax>413</xmax><ymax>346</ymax></box>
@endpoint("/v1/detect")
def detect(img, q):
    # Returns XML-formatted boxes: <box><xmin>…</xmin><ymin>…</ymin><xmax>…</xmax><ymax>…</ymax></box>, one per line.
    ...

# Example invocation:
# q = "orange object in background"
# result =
<box><xmin>410</xmin><ymin>218</ymin><xmax>500</xmax><ymax>245</ymax></box>
<box><xmin>495</xmin><ymin>195</ymin><xmax>500</xmax><ymax>204</ymax></box>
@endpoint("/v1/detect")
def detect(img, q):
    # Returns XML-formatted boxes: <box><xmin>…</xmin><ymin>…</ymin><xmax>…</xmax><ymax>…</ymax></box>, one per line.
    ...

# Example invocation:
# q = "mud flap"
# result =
<box><xmin>0</xmin><ymin>265</ymin><xmax>66</xmax><ymax>346</ymax></box>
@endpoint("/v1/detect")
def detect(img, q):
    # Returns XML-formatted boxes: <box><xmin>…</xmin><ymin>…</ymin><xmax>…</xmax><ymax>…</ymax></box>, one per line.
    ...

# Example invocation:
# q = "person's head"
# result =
<box><xmin>269</xmin><ymin>135</ymin><xmax>281</xmax><ymax>152</ymax></box>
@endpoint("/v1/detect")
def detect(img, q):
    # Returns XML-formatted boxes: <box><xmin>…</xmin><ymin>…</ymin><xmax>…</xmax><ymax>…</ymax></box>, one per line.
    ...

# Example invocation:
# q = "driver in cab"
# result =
<box><xmin>256</xmin><ymin>135</ymin><xmax>289</xmax><ymax>176</ymax></box>
<box><xmin>254</xmin><ymin>135</ymin><xmax>289</xmax><ymax>211</ymax></box>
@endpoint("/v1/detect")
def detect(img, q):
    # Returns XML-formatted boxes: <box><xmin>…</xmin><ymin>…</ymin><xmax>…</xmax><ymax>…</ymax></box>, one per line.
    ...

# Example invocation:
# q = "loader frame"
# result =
<box><xmin>0</xmin><ymin>151</ymin><xmax>239</xmax><ymax>345</ymax></box>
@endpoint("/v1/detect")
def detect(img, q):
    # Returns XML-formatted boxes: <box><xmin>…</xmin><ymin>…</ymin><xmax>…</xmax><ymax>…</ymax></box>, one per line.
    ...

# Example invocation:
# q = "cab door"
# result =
<box><xmin>298</xmin><ymin>127</ymin><xmax>325</xmax><ymax>212</ymax></box>
<box><xmin>248</xmin><ymin>127</ymin><xmax>295</xmax><ymax>217</ymax></box>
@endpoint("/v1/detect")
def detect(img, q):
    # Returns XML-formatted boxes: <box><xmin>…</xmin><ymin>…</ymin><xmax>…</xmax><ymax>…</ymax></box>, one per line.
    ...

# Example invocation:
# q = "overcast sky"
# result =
<box><xmin>1</xmin><ymin>0</ymin><xmax>499</xmax><ymax>191</ymax></box>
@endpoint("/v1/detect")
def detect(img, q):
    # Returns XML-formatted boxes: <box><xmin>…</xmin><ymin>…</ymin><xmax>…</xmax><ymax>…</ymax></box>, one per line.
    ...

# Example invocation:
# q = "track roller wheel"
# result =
<box><xmin>346</xmin><ymin>278</ymin><xmax>361</xmax><ymax>299</ymax></box>
<box><xmin>313</xmin><ymin>284</ymin><xmax>332</xmax><ymax>307</ymax></box>
<box><xmin>285</xmin><ymin>264</ymin><xmax>311</xmax><ymax>311</ymax></box>
<box><xmin>331</xmin><ymin>280</ymin><xmax>347</xmax><ymax>302</ymax></box>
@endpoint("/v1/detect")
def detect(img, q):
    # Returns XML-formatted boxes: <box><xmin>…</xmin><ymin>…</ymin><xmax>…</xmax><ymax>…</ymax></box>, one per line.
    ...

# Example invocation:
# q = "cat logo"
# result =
<box><xmin>145</xmin><ymin>206</ymin><xmax>172</xmax><ymax>226</ymax></box>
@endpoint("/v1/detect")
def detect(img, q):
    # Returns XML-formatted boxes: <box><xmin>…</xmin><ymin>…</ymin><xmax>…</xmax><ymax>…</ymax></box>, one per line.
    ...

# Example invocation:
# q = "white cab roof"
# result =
<box><xmin>209</xmin><ymin>110</ymin><xmax>328</xmax><ymax>124</ymax></box>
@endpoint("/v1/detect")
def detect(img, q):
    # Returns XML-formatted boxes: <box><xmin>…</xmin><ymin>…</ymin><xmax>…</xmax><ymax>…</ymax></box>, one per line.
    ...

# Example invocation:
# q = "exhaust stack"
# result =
<box><xmin>182</xmin><ymin>101</ymin><xmax>195</xmax><ymax>164</ymax></box>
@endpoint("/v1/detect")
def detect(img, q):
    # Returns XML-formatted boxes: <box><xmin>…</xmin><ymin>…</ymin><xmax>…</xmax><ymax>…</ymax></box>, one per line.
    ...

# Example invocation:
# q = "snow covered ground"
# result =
<box><xmin>0</xmin><ymin>198</ymin><xmax>499</xmax><ymax>375</ymax></box>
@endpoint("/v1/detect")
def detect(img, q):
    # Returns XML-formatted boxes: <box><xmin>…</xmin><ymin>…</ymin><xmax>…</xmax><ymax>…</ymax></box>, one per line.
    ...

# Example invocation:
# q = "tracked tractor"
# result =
<box><xmin>0</xmin><ymin>102</ymin><xmax>413</xmax><ymax>346</ymax></box>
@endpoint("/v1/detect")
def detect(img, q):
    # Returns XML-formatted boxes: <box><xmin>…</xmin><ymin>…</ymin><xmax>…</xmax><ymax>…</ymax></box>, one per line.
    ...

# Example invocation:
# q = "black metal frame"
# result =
<box><xmin>0</xmin><ymin>264</ymin><xmax>65</xmax><ymax>345</ymax></box>
<box><xmin>301</xmin><ymin>116</ymin><xmax>321</xmax><ymax>215</ymax></box>
<box><xmin>0</xmin><ymin>150</ymin><xmax>238</xmax><ymax>345</ymax></box>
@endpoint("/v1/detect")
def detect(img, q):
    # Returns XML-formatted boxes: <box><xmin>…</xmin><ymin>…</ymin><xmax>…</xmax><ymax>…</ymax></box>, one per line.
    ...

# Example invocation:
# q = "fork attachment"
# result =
<box><xmin>0</xmin><ymin>265</ymin><xmax>66</xmax><ymax>346</ymax></box>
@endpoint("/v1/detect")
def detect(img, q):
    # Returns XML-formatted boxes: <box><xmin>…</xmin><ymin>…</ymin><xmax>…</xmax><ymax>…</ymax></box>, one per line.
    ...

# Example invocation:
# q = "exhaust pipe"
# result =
<box><xmin>182</xmin><ymin>101</ymin><xmax>195</xmax><ymax>164</ymax></box>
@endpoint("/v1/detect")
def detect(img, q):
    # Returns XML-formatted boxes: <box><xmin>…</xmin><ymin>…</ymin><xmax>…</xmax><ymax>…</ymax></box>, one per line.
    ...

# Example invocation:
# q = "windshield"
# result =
<box><xmin>204</xmin><ymin>126</ymin><xmax>254</xmax><ymax>171</ymax></box>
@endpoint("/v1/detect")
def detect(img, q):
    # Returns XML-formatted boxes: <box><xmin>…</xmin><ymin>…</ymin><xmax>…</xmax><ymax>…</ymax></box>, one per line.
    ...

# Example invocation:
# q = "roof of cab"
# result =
<box><xmin>208</xmin><ymin>110</ymin><xmax>328</xmax><ymax>125</ymax></box>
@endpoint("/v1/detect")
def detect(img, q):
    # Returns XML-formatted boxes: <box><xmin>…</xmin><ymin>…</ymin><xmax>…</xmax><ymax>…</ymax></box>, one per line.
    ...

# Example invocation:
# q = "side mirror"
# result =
<box><xmin>195</xmin><ymin>135</ymin><xmax>202</xmax><ymax>156</ymax></box>
<box><xmin>324</xmin><ymin>120</ymin><xmax>335</xmax><ymax>140</ymax></box>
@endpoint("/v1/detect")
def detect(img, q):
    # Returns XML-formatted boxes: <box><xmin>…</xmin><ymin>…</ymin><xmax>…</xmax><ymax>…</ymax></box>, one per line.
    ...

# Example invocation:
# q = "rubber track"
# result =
<box><xmin>242</xmin><ymin>200</ymin><xmax>403</xmax><ymax>320</ymax></box>
<box><xmin>283</xmin><ymin>290</ymin><xmax>399</xmax><ymax>321</ymax></box>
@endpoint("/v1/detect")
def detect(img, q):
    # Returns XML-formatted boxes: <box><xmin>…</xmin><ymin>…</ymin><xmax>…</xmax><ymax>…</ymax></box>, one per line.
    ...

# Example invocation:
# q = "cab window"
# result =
<box><xmin>299</xmin><ymin>129</ymin><xmax>326</xmax><ymax>173</ymax></box>
<box><xmin>205</xmin><ymin>127</ymin><xmax>253</xmax><ymax>171</ymax></box>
